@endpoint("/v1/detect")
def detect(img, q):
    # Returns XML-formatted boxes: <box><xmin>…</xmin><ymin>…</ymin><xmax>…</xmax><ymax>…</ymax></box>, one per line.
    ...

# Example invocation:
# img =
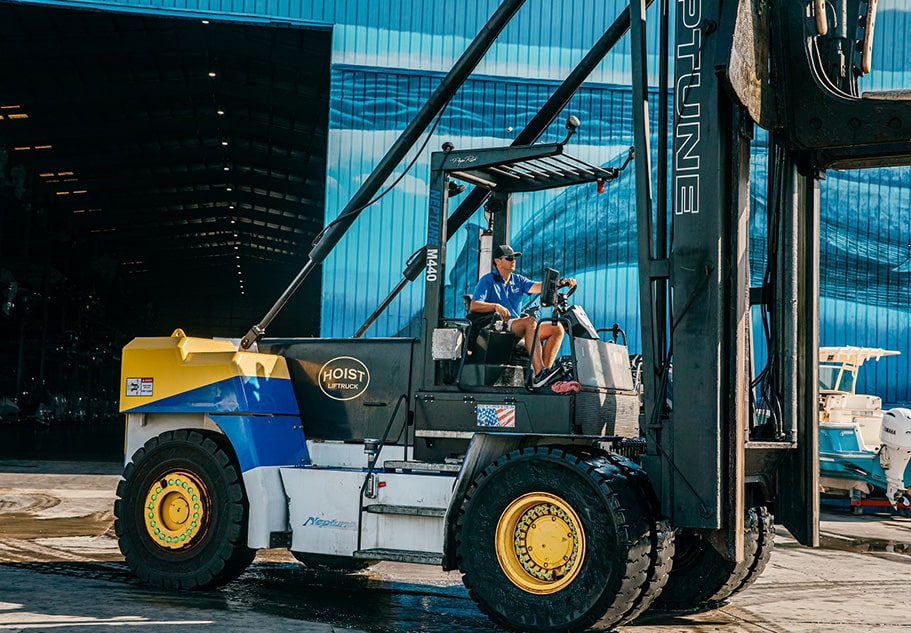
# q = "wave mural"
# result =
<box><xmin>323</xmin><ymin>67</ymin><xmax>911</xmax><ymax>404</ymax></box>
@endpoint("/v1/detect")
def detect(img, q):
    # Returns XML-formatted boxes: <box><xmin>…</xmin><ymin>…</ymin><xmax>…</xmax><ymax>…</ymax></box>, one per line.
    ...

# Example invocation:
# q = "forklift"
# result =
<box><xmin>114</xmin><ymin>1</ymin><xmax>911</xmax><ymax>631</ymax></box>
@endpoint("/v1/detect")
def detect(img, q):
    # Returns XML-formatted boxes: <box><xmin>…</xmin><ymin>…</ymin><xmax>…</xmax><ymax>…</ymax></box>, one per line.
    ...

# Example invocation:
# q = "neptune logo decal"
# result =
<box><xmin>318</xmin><ymin>356</ymin><xmax>370</xmax><ymax>401</ymax></box>
<box><xmin>302</xmin><ymin>516</ymin><xmax>357</xmax><ymax>530</ymax></box>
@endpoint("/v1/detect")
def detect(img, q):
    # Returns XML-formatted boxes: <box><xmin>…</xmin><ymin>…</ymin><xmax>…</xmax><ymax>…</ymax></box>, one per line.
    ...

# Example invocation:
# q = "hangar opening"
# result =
<box><xmin>0</xmin><ymin>2</ymin><xmax>331</xmax><ymax>456</ymax></box>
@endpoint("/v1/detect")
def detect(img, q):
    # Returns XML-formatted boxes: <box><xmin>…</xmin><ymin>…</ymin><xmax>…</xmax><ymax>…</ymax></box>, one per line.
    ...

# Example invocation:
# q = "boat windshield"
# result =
<box><xmin>819</xmin><ymin>363</ymin><xmax>857</xmax><ymax>393</ymax></box>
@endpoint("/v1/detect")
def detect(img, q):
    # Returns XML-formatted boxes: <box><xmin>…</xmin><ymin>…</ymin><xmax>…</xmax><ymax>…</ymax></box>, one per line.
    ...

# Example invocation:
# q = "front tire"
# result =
<box><xmin>114</xmin><ymin>429</ymin><xmax>255</xmax><ymax>589</ymax></box>
<box><xmin>455</xmin><ymin>446</ymin><xmax>665</xmax><ymax>633</ymax></box>
<box><xmin>653</xmin><ymin>505</ymin><xmax>774</xmax><ymax>611</ymax></box>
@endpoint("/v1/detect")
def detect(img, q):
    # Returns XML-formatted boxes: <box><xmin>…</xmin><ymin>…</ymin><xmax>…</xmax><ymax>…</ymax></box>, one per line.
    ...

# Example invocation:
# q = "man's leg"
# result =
<box><xmin>509</xmin><ymin>316</ymin><xmax>543</xmax><ymax>374</ymax></box>
<box><xmin>539</xmin><ymin>322</ymin><xmax>565</xmax><ymax>369</ymax></box>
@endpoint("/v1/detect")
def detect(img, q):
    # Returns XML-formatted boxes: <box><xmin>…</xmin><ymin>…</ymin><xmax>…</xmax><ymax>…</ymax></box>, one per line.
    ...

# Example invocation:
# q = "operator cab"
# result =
<box><xmin>413</xmin><ymin>130</ymin><xmax>640</xmax><ymax>461</ymax></box>
<box><xmin>442</xmin><ymin>266</ymin><xmax>630</xmax><ymax>393</ymax></box>
<box><xmin>452</xmin><ymin>269</ymin><xmax>568</xmax><ymax>389</ymax></box>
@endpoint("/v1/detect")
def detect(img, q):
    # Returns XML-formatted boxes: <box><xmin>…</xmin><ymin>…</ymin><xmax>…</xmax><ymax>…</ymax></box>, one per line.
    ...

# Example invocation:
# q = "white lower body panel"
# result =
<box><xmin>280</xmin><ymin>467</ymin><xmax>456</xmax><ymax>557</ymax></box>
<box><xmin>243</xmin><ymin>466</ymin><xmax>289</xmax><ymax>549</ymax></box>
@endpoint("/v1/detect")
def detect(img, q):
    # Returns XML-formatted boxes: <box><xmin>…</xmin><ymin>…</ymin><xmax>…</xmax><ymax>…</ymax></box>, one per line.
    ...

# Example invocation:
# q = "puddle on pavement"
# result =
<box><xmin>5</xmin><ymin>498</ymin><xmax>908</xmax><ymax>632</ymax></box>
<box><xmin>5</xmin><ymin>559</ymin><xmax>489</xmax><ymax>632</ymax></box>
<box><xmin>7</xmin><ymin>559</ymin><xmax>742</xmax><ymax>633</ymax></box>
<box><xmin>217</xmin><ymin>563</ymin><xmax>488</xmax><ymax>633</ymax></box>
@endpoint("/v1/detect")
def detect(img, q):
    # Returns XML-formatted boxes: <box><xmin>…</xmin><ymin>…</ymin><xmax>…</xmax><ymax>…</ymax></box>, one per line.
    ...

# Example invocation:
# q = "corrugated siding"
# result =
<box><xmin>22</xmin><ymin>0</ymin><xmax>664</xmax><ymax>82</ymax></box>
<box><xmin>749</xmin><ymin>137</ymin><xmax>911</xmax><ymax>404</ymax></box>
<box><xmin>322</xmin><ymin>67</ymin><xmax>660</xmax><ymax>350</ymax></box>
<box><xmin>20</xmin><ymin>0</ymin><xmax>911</xmax><ymax>403</ymax></box>
<box><xmin>818</xmin><ymin>165</ymin><xmax>911</xmax><ymax>405</ymax></box>
<box><xmin>753</xmin><ymin>3</ymin><xmax>911</xmax><ymax>406</ymax></box>
<box><xmin>867</xmin><ymin>6</ymin><xmax>911</xmax><ymax>92</ymax></box>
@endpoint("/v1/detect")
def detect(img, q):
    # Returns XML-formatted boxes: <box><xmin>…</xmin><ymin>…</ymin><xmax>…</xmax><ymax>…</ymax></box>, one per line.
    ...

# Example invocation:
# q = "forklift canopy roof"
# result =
<box><xmin>440</xmin><ymin>143</ymin><xmax>623</xmax><ymax>193</ymax></box>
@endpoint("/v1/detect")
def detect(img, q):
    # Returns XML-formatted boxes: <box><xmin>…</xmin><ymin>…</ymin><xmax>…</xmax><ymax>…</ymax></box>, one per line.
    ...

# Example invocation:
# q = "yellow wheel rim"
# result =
<box><xmin>143</xmin><ymin>470</ymin><xmax>207</xmax><ymax>550</ymax></box>
<box><xmin>495</xmin><ymin>492</ymin><xmax>585</xmax><ymax>594</ymax></box>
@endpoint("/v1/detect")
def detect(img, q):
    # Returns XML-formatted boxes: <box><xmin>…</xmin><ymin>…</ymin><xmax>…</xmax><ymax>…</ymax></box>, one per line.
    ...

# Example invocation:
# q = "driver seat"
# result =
<box><xmin>461</xmin><ymin>295</ymin><xmax>529</xmax><ymax>386</ymax></box>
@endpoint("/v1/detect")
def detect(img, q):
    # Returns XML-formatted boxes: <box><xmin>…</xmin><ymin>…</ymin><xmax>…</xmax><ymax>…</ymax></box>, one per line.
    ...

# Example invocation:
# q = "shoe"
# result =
<box><xmin>532</xmin><ymin>365</ymin><xmax>563</xmax><ymax>388</ymax></box>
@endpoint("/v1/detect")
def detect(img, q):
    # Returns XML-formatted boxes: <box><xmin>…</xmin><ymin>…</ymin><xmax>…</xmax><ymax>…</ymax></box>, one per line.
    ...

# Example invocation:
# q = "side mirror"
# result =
<box><xmin>560</xmin><ymin>116</ymin><xmax>581</xmax><ymax>145</ymax></box>
<box><xmin>540</xmin><ymin>267</ymin><xmax>560</xmax><ymax>307</ymax></box>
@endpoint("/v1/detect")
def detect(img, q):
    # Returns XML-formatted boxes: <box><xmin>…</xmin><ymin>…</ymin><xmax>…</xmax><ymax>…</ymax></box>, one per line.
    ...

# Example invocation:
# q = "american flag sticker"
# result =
<box><xmin>477</xmin><ymin>404</ymin><xmax>516</xmax><ymax>428</ymax></box>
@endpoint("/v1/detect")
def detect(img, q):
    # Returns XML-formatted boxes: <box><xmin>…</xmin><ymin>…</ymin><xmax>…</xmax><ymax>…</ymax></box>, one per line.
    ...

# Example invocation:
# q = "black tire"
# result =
<box><xmin>455</xmin><ymin>446</ymin><xmax>665</xmax><ymax>633</ymax></box>
<box><xmin>653</xmin><ymin>506</ymin><xmax>774</xmax><ymax>611</ymax></box>
<box><xmin>617</xmin><ymin>471</ymin><xmax>675</xmax><ymax>622</ymax></box>
<box><xmin>561</xmin><ymin>445</ymin><xmax>674</xmax><ymax>624</ymax></box>
<box><xmin>114</xmin><ymin>429</ymin><xmax>256</xmax><ymax>589</ymax></box>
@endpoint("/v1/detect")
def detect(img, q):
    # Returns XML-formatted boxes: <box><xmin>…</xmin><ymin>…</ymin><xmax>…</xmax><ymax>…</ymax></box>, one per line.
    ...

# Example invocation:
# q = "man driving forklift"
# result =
<box><xmin>469</xmin><ymin>244</ymin><xmax>576</xmax><ymax>387</ymax></box>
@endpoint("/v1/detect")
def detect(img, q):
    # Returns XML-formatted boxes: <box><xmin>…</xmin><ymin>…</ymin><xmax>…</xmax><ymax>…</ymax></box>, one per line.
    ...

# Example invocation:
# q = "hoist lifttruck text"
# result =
<box><xmin>114</xmin><ymin>1</ymin><xmax>911</xmax><ymax>631</ymax></box>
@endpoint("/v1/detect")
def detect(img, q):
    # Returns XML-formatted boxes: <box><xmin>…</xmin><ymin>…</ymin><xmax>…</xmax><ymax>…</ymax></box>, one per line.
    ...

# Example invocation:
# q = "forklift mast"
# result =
<box><xmin>632</xmin><ymin>0</ymin><xmax>911</xmax><ymax>555</ymax></box>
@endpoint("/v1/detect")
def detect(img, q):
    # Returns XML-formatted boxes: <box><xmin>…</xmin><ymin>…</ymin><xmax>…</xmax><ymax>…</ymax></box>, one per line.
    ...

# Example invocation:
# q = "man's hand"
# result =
<box><xmin>559</xmin><ymin>277</ymin><xmax>577</xmax><ymax>289</ymax></box>
<box><xmin>470</xmin><ymin>298</ymin><xmax>511</xmax><ymax>320</ymax></box>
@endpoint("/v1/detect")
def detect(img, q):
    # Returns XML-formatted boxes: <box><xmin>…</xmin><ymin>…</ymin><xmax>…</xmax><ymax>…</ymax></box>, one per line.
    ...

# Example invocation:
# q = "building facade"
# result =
<box><xmin>17</xmin><ymin>0</ymin><xmax>911</xmax><ymax>405</ymax></box>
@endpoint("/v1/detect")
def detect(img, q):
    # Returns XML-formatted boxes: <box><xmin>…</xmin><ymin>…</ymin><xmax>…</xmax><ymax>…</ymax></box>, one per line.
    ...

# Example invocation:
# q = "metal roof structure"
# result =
<box><xmin>441</xmin><ymin>143</ymin><xmax>624</xmax><ymax>193</ymax></box>
<box><xmin>0</xmin><ymin>2</ymin><xmax>330</xmax><ymax>338</ymax></box>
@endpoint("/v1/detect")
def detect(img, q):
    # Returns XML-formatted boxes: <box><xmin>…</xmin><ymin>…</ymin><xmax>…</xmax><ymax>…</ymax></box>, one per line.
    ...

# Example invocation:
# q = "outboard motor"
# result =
<box><xmin>879</xmin><ymin>408</ymin><xmax>911</xmax><ymax>509</ymax></box>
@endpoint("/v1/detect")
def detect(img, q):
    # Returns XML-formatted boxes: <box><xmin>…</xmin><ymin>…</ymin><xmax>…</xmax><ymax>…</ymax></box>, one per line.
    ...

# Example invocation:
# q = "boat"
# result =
<box><xmin>818</xmin><ymin>346</ymin><xmax>911</xmax><ymax>514</ymax></box>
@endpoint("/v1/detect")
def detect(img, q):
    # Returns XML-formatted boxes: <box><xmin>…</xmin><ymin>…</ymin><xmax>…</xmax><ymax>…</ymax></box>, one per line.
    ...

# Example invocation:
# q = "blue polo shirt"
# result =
<box><xmin>472</xmin><ymin>272</ymin><xmax>535</xmax><ymax>319</ymax></box>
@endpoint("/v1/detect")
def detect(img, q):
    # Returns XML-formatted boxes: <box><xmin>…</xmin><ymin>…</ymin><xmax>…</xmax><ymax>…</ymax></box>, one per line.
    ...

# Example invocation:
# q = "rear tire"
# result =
<box><xmin>653</xmin><ymin>506</ymin><xmax>773</xmax><ymax>611</ymax></box>
<box><xmin>114</xmin><ymin>429</ymin><xmax>255</xmax><ymax>589</ymax></box>
<box><xmin>455</xmin><ymin>446</ymin><xmax>666</xmax><ymax>633</ymax></box>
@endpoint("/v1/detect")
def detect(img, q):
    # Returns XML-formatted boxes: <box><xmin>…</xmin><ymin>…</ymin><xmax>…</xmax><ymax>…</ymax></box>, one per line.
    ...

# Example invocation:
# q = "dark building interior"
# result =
<box><xmin>0</xmin><ymin>2</ymin><xmax>331</xmax><ymax>457</ymax></box>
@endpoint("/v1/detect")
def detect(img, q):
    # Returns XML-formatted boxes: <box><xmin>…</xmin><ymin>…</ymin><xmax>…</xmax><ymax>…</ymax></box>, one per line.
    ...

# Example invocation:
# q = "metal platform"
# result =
<box><xmin>439</xmin><ymin>143</ymin><xmax>625</xmax><ymax>193</ymax></box>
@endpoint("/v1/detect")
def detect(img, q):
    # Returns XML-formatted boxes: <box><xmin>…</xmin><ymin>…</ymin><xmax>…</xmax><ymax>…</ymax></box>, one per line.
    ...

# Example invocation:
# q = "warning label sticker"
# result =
<box><xmin>125</xmin><ymin>377</ymin><xmax>153</xmax><ymax>397</ymax></box>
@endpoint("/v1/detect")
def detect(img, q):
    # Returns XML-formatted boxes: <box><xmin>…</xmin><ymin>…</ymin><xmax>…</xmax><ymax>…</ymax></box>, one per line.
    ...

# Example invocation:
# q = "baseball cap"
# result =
<box><xmin>493</xmin><ymin>244</ymin><xmax>522</xmax><ymax>259</ymax></box>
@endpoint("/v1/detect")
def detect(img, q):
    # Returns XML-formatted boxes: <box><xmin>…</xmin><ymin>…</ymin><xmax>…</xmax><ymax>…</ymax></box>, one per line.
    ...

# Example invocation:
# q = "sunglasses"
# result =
<box><xmin>499</xmin><ymin>256</ymin><xmax>516</xmax><ymax>261</ymax></box>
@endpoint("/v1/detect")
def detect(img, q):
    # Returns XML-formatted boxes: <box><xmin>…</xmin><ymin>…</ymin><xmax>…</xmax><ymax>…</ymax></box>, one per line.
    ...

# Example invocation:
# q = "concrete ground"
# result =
<box><xmin>1</xmin><ymin>459</ymin><xmax>910</xmax><ymax>632</ymax></box>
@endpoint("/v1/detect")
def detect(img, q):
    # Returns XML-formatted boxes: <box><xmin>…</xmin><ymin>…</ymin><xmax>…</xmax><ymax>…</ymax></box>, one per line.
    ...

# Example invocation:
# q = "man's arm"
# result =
<box><xmin>470</xmin><ymin>273</ymin><xmax>510</xmax><ymax>320</ymax></box>
<box><xmin>470</xmin><ymin>299</ymin><xmax>510</xmax><ymax>320</ymax></box>
<box><xmin>528</xmin><ymin>278</ymin><xmax>577</xmax><ymax>294</ymax></box>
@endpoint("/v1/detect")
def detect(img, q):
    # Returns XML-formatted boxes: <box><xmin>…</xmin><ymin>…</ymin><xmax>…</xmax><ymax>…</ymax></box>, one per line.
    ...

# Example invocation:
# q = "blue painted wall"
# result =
<box><xmin>22</xmin><ymin>0</ymin><xmax>911</xmax><ymax>404</ymax></box>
